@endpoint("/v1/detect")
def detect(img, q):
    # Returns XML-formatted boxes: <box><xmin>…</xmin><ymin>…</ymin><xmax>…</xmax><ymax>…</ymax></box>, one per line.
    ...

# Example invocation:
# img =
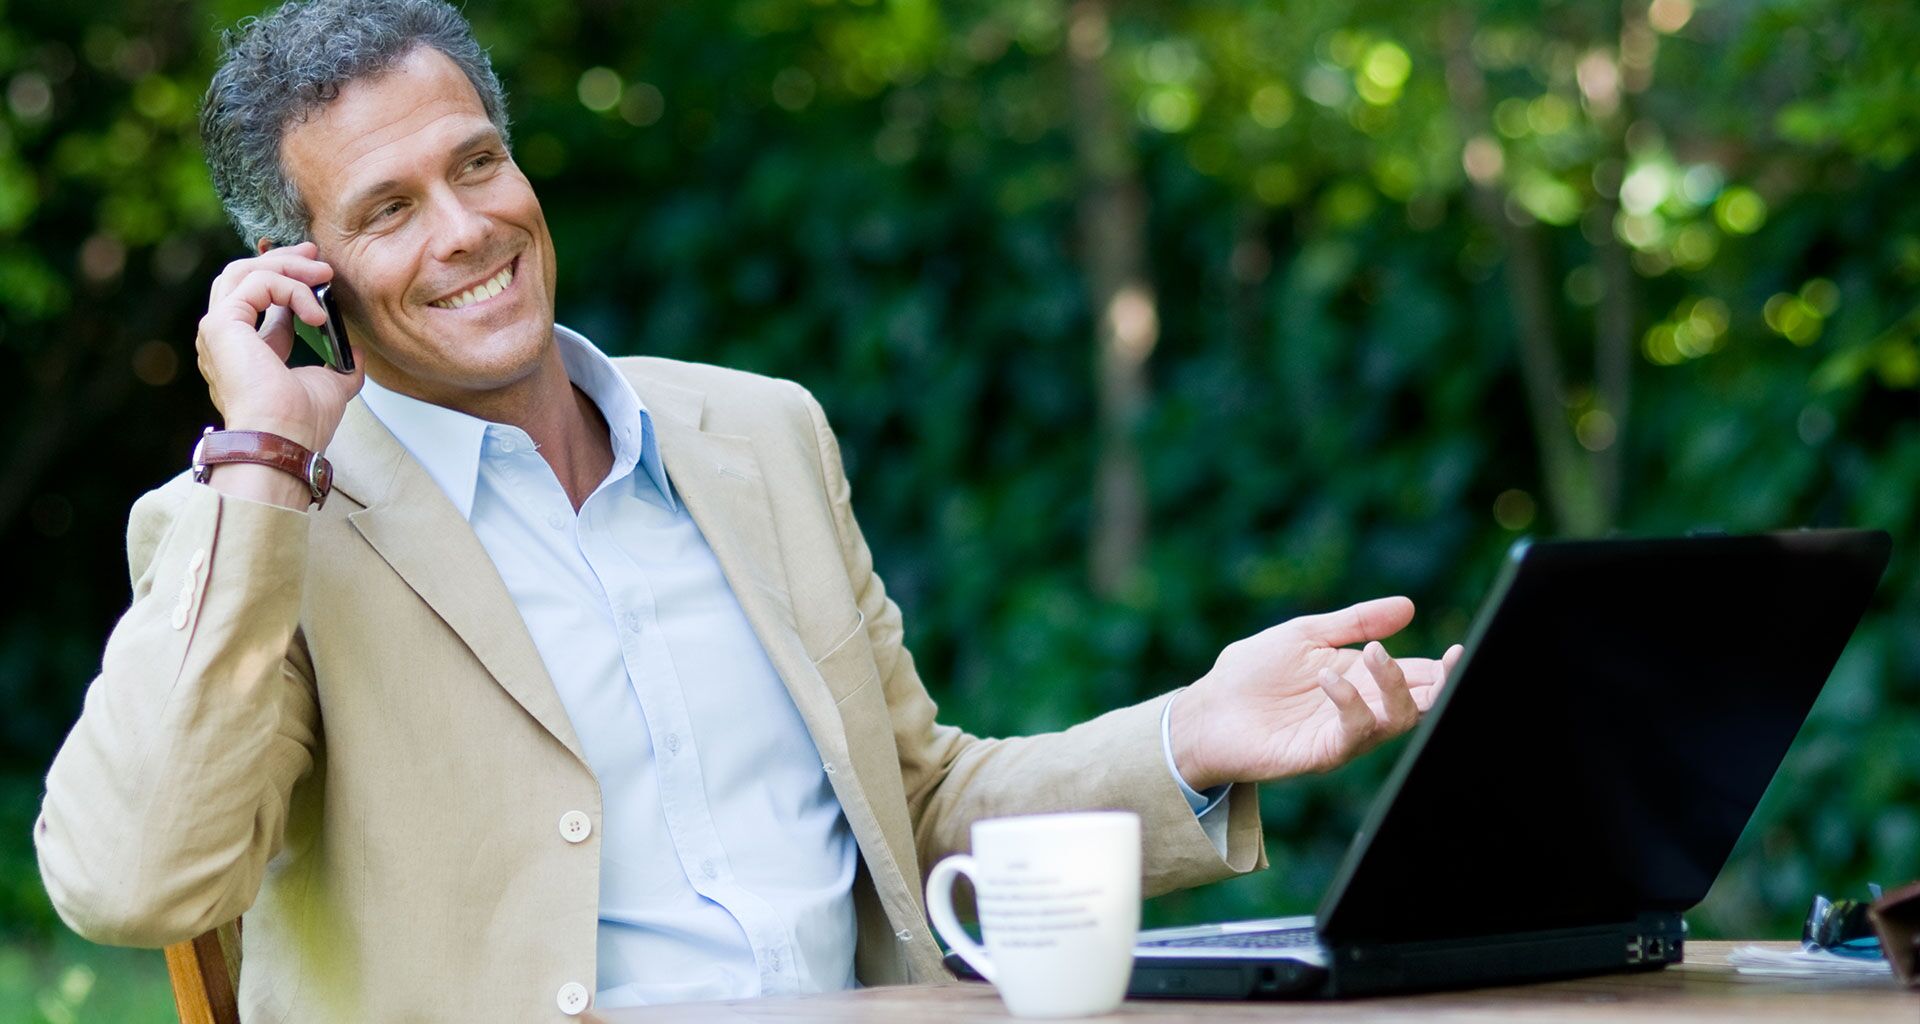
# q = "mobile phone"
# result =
<box><xmin>293</xmin><ymin>282</ymin><xmax>355</xmax><ymax>374</ymax></box>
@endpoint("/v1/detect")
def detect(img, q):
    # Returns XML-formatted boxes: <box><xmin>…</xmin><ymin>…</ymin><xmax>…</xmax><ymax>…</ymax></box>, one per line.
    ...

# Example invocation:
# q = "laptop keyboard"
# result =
<box><xmin>1140</xmin><ymin>927</ymin><xmax>1317</xmax><ymax>950</ymax></box>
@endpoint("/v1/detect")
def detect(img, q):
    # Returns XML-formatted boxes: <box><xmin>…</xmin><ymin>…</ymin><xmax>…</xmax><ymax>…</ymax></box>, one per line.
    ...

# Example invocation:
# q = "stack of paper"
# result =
<box><xmin>1727</xmin><ymin>944</ymin><xmax>1893</xmax><ymax>977</ymax></box>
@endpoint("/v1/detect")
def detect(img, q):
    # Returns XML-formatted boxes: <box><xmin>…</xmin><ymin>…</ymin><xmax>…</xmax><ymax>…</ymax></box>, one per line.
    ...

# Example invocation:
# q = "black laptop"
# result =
<box><xmin>953</xmin><ymin>530</ymin><xmax>1891</xmax><ymax>999</ymax></box>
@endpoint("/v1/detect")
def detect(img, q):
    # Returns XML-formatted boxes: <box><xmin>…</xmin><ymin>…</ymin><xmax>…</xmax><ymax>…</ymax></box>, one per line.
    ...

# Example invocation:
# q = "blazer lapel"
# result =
<box><xmin>329</xmin><ymin>399</ymin><xmax>588</xmax><ymax>766</ymax></box>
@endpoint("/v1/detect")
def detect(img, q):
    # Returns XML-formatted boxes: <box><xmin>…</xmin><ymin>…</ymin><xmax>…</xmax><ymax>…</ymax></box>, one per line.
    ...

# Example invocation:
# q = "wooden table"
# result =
<box><xmin>587</xmin><ymin>942</ymin><xmax>1916</xmax><ymax>1022</ymax></box>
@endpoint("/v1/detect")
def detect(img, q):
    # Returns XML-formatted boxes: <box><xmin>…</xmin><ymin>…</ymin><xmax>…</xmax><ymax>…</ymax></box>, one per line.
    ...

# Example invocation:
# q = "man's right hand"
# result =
<box><xmin>194</xmin><ymin>241</ymin><xmax>365</xmax><ymax>509</ymax></box>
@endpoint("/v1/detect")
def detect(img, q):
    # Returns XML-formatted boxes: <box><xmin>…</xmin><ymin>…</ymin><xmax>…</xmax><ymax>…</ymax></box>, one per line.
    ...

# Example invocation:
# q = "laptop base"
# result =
<box><xmin>949</xmin><ymin>913</ymin><xmax>1689</xmax><ymax>1001</ymax></box>
<box><xmin>1320</xmin><ymin>916</ymin><xmax>1685</xmax><ymax>998</ymax></box>
<box><xmin>942</xmin><ymin>948</ymin><xmax>1329</xmax><ymax>1000</ymax></box>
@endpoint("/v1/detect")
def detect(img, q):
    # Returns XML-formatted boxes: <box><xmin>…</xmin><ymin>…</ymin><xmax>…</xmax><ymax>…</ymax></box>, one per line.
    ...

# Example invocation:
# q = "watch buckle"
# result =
<box><xmin>306</xmin><ymin>451</ymin><xmax>329</xmax><ymax>509</ymax></box>
<box><xmin>190</xmin><ymin>426</ymin><xmax>215</xmax><ymax>484</ymax></box>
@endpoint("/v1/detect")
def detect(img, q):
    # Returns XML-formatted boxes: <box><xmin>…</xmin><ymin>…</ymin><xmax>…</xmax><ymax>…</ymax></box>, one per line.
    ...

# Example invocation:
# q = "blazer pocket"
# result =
<box><xmin>810</xmin><ymin>608</ymin><xmax>877</xmax><ymax>703</ymax></box>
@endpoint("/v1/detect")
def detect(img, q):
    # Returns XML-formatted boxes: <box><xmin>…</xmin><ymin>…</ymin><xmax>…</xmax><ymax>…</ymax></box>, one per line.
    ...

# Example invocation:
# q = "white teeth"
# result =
<box><xmin>432</xmin><ymin>262</ymin><xmax>514</xmax><ymax>309</ymax></box>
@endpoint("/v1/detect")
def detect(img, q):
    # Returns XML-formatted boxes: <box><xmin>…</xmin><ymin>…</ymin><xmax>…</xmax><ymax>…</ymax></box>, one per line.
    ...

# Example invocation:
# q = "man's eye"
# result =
<box><xmin>467</xmin><ymin>154</ymin><xmax>495</xmax><ymax>172</ymax></box>
<box><xmin>372</xmin><ymin>200</ymin><xmax>405</xmax><ymax>222</ymax></box>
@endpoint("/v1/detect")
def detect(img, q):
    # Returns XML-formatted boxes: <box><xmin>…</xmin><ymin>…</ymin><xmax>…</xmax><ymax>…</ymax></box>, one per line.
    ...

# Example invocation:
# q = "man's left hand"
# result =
<box><xmin>1167</xmin><ymin>596</ymin><xmax>1463</xmax><ymax>792</ymax></box>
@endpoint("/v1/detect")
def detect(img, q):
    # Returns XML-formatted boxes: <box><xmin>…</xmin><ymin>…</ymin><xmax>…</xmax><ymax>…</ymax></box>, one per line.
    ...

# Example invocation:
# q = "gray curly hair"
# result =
<box><xmin>200</xmin><ymin>0</ymin><xmax>512</xmax><ymax>249</ymax></box>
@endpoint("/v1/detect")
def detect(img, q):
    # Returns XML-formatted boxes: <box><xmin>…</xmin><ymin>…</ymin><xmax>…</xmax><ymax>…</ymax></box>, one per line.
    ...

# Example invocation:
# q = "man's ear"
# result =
<box><xmin>256</xmin><ymin>237</ymin><xmax>276</xmax><ymax>255</ymax></box>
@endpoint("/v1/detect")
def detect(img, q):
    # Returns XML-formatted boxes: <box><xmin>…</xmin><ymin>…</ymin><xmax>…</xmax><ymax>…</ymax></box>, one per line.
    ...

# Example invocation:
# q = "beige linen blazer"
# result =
<box><xmin>36</xmin><ymin>356</ymin><xmax>1264</xmax><ymax>1022</ymax></box>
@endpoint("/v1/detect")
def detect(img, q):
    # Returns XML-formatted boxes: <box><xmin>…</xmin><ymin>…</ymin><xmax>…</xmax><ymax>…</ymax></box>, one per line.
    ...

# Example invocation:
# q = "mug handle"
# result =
<box><xmin>926</xmin><ymin>854</ymin><xmax>997</xmax><ymax>984</ymax></box>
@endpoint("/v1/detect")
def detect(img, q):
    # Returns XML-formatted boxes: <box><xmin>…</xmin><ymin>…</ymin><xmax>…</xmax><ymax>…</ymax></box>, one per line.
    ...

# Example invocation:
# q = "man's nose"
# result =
<box><xmin>426</xmin><ymin>189</ymin><xmax>491</xmax><ymax>262</ymax></box>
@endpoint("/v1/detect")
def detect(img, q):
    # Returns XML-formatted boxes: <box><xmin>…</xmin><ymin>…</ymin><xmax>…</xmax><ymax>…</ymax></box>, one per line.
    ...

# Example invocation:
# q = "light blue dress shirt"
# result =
<box><xmin>358</xmin><ymin>326</ymin><xmax>1227</xmax><ymax>1008</ymax></box>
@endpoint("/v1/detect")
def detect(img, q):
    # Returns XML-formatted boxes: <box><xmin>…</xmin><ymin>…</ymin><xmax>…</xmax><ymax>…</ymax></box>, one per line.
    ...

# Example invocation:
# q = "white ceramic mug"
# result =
<box><xmin>926</xmin><ymin>811</ymin><xmax>1141</xmax><ymax>1018</ymax></box>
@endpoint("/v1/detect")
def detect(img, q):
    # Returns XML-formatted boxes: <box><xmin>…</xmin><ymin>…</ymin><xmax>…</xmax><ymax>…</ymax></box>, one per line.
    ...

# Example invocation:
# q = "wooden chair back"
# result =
<box><xmin>163</xmin><ymin>919</ymin><xmax>241</xmax><ymax>1024</ymax></box>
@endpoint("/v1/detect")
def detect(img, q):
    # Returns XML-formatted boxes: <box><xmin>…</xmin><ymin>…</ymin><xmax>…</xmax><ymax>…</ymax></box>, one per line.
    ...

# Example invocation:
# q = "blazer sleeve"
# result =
<box><xmin>791</xmin><ymin>384</ymin><xmax>1266</xmax><ymax>897</ymax></box>
<box><xmin>35</xmin><ymin>476</ymin><xmax>320</xmax><ymax>948</ymax></box>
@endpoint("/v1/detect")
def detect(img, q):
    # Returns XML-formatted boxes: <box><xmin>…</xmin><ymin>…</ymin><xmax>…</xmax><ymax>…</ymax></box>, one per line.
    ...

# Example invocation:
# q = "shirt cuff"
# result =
<box><xmin>1160</xmin><ymin>691</ymin><xmax>1229</xmax><ymax>816</ymax></box>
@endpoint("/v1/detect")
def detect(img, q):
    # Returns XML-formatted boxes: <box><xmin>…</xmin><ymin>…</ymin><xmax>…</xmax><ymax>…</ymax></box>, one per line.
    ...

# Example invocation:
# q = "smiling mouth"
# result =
<box><xmin>428</xmin><ymin>256</ymin><xmax>518</xmax><ymax>310</ymax></box>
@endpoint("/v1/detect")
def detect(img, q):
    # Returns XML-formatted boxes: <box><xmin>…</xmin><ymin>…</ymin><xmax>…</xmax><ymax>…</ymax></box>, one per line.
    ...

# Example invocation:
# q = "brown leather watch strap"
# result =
<box><xmin>191</xmin><ymin>427</ymin><xmax>334</xmax><ymax>508</ymax></box>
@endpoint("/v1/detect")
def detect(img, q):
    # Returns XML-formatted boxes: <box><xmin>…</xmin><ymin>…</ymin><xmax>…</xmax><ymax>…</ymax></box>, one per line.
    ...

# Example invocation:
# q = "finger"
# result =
<box><xmin>1323</xmin><ymin>647</ymin><xmax>1362</xmax><ymax>677</ymax></box>
<box><xmin>292</xmin><ymin>361</ymin><xmax>366</xmax><ymax>409</ymax></box>
<box><xmin>1410</xmin><ymin>646</ymin><xmax>1463</xmax><ymax>713</ymax></box>
<box><xmin>210</xmin><ymin>247</ymin><xmax>329</xmax><ymax>304</ymax></box>
<box><xmin>213</xmin><ymin>270</ymin><xmax>328</xmax><ymax>331</ymax></box>
<box><xmin>1317</xmin><ymin>668</ymin><xmax>1377</xmax><ymax>752</ymax></box>
<box><xmin>1393</xmin><ymin>657</ymin><xmax>1449</xmax><ymax>688</ymax></box>
<box><xmin>1343</xmin><ymin>685</ymin><xmax>1441</xmax><ymax>725</ymax></box>
<box><xmin>1363</xmin><ymin>642</ymin><xmax>1420</xmax><ymax>734</ymax></box>
<box><xmin>257</xmin><ymin>304</ymin><xmax>297</xmax><ymax>362</ymax></box>
<box><xmin>1289</xmin><ymin>596</ymin><xmax>1415</xmax><ymax>649</ymax></box>
<box><xmin>209</xmin><ymin>245</ymin><xmax>331</xmax><ymax>305</ymax></box>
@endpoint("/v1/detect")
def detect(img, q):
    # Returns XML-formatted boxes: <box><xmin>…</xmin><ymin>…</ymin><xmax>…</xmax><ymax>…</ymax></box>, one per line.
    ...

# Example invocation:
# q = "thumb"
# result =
<box><xmin>1288</xmin><ymin>596</ymin><xmax>1415</xmax><ymax>649</ymax></box>
<box><xmin>321</xmin><ymin>343</ymin><xmax>367</xmax><ymax>402</ymax></box>
<box><xmin>291</xmin><ymin>354</ymin><xmax>364</xmax><ymax>426</ymax></box>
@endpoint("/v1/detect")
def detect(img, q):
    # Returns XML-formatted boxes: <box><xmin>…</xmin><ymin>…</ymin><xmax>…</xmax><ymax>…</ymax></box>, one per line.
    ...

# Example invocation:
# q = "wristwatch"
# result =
<box><xmin>191</xmin><ymin>427</ymin><xmax>334</xmax><ymax>508</ymax></box>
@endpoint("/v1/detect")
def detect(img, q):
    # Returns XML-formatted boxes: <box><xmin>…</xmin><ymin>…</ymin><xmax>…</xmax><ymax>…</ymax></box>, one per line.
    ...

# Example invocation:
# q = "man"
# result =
<box><xmin>36</xmin><ymin>0</ymin><xmax>1460</xmax><ymax>1019</ymax></box>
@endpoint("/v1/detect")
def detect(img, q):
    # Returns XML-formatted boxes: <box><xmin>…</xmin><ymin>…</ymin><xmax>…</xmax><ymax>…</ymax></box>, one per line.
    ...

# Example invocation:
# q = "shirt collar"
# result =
<box><xmin>357</xmin><ymin>323</ymin><xmax>674</xmax><ymax>519</ymax></box>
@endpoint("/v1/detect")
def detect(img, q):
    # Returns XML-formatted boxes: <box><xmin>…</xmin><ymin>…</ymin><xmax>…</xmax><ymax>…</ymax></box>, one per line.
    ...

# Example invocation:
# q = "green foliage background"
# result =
<box><xmin>1</xmin><ymin>0</ymin><xmax>1917</xmax><ymax>1017</ymax></box>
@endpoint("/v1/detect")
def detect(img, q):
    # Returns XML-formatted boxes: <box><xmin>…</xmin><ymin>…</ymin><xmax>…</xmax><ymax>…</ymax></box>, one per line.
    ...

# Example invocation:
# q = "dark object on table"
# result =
<box><xmin>1805</xmin><ymin>889</ymin><xmax>1886</xmax><ymax>957</ymax></box>
<box><xmin>1870</xmin><ymin>880</ymin><xmax>1920</xmax><ymax>988</ymax></box>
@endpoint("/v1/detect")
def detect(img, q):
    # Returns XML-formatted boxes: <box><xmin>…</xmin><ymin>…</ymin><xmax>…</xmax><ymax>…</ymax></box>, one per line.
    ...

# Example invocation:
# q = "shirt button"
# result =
<box><xmin>556</xmin><ymin>982</ymin><xmax>589</xmax><ymax>1015</ymax></box>
<box><xmin>499</xmin><ymin>438</ymin><xmax>516</xmax><ymax>453</ymax></box>
<box><xmin>557</xmin><ymin>810</ymin><xmax>592</xmax><ymax>844</ymax></box>
<box><xmin>769</xmin><ymin>951</ymin><xmax>783</xmax><ymax>971</ymax></box>
<box><xmin>546</xmin><ymin>512</ymin><xmax>565</xmax><ymax>530</ymax></box>
<box><xmin>896</xmin><ymin>928</ymin><xmax>913</xmax><ymax>942</ymax></box>
<box><xmin>622</xmin><ymin>611</ymin><xmax>642</xmax><ymax>633</ymax></box>
<box><xmin>701</xmin><ymin>858</ymin><xmax>718</xmax><ymax>879</ymax></box>
<box><xmin>822</xmin><ymin>761</ymin><xmax>836</xmax><ymax>775</ymax></box>
<box><xmin>664</xmin><ymin>732</ymin><xmax>679</xmax><ymax>754</ymax></box>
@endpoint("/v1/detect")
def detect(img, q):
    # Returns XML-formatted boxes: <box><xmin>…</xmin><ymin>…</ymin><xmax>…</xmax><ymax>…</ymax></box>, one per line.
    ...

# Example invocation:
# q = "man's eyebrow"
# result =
<box><xmin>337</xmin><ymin>127</ymin><xmax>506</xmax><ymax>221</ymax></box>
<box><xmin>445</xmin><ymin>126</ymin><xmax>506</xmax><ymax>164</ymax></box>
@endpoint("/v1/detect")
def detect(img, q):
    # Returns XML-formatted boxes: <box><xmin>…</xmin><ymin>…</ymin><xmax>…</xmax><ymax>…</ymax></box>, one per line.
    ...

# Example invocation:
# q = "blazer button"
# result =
<box><xmin>558</xmin><ymin>810</ymin><xmax>592</xmax><ymax>844</ymax></box>
<box><xmin>556</xmin><ymin>982</ymin><xmax>590</xmax><ymax>1015</ymax></box>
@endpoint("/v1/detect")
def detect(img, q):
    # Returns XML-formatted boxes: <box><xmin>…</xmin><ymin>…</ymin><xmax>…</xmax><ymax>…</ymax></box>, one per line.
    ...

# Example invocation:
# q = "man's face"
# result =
<box><xmin>279</xmin><ymin>45</ymin><xmax>558</xmax><ymax>404</ymax></box>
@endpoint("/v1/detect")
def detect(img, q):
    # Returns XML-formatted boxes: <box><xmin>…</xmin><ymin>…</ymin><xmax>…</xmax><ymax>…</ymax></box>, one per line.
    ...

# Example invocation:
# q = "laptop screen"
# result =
<box><xmin>1314</xmin><ymin>530</ymin><xmax>1889</xmax><ymax>946</ymax></box>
